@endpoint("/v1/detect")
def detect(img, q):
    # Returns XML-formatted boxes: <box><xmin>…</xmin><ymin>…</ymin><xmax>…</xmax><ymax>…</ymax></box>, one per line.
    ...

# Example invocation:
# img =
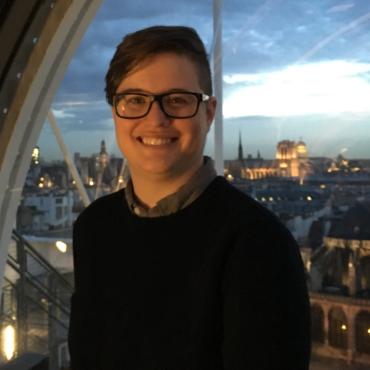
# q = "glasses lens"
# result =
<box><xmin>162</xmin><ymin>93</ymin><xmax>198</xmax><ymax>117</ymax></box>
<box><xmin>116</xmin><ymin>94</ymin><xmax>150</xmax><ymax>118</ymax></box>
<box><xmin>115</xmin><ymin>92</ymin><xmax>201</xmax><ymax>118</ymax></box>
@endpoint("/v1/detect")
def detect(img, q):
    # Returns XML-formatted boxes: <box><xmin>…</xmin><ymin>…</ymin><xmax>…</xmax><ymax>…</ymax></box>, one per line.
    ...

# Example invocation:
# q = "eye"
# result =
<box><xmin>166</xmin><ymin>94</ymin><xmax>192</xmax><ymax>106</ymax></box>
<box><xmin>124</xmin><ymin>94</ymin><xmax>147</xmax><ymax>105</ymax></box>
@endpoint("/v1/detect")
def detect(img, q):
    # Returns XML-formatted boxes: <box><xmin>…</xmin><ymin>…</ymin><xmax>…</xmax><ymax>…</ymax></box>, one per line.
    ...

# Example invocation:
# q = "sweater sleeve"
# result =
<box><xmin>221</xmin><ymin>220</ymin><xmax>311</xmax><ymax>370</ymax></box>
<box><xmin>68</xmin><ymin>216</ymin><xmax>101</xmax><ymax>369</ymax></box>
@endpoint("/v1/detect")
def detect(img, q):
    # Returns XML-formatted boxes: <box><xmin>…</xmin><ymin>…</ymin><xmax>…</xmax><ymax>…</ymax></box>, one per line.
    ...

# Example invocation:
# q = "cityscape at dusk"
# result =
<box><xmin>37</xmin><ymin>0</ymin><xmax>370</xmax><ymax>160</ymax></box>
<box><xmin>2</xmin><ymin>1</ymin><xmax>370</xmax><ymax>369</ymax></box>
<box><xmin>16</xmin><ymin>136</ymin><xmax>370</xmax><ymax>368</ymax></box>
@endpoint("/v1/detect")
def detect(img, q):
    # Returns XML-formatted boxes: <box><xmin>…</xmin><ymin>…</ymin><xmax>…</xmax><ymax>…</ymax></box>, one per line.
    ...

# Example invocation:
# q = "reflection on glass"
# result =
<box><xmin>2</xmin><ymin>325</ymin><xmax>15</xmax><ymax>361</ymax></box>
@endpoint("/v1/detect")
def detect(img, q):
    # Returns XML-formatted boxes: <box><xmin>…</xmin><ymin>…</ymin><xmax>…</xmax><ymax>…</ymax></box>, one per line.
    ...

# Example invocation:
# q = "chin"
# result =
<box><xmin>146</xmin><ymin>167</ymin><xmax>178</xmax><ymax>177</ymax></box>
<box><xmin>143</xmin><ymin>162</ymin><xmax>191</xmax><ymax>179</ymax></box>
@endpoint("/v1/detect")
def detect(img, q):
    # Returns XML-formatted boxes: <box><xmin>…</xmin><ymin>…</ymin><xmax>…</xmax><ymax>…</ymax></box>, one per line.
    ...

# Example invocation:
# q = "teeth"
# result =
<box><xmin>141</xmin><ymin>137</ymin><xmax>173</xmax><ymax>146</ymax></box>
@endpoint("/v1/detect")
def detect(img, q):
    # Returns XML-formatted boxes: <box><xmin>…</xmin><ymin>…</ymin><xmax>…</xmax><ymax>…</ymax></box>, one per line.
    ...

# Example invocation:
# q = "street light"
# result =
<box><xmin>55</xmin><ymin>240</ymin><xmax>67</xmax><ymax>253</ymax></box>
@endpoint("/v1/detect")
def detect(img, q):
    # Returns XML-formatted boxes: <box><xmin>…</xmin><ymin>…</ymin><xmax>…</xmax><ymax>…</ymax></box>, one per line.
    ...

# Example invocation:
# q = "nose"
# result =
<box><xmin>146</xmin><ymin>100</ymin><xmax>171</xmax><ymax>126</ymax></box>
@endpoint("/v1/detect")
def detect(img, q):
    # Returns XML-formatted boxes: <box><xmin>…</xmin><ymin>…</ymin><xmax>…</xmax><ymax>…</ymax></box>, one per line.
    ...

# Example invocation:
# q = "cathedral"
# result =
<box><xmin>225</xmin><ymin>133</ymin><xmax>310</xmax><ymax>182</ymax></box>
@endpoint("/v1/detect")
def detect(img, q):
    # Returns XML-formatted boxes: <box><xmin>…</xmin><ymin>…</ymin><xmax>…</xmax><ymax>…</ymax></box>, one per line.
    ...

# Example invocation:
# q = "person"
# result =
<box><xmin>68</xmin><ymin>25</ymin><xmax>311</xmax><ymax>370</ymax></box>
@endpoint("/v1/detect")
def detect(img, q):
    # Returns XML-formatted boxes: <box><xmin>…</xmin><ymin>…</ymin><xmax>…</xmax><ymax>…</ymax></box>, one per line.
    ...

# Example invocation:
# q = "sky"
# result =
<box><xmin>38</xmin><ymin>0</ymin><xmax>370</xmax><ymax>161</ymax></box>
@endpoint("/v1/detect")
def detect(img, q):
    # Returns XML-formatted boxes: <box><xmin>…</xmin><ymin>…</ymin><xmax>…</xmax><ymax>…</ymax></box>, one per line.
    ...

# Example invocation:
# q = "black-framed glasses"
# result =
<box><xmin>113</xmin><ymin>91</ymin><xmax>210</xmax><ymax>119</ymax></box>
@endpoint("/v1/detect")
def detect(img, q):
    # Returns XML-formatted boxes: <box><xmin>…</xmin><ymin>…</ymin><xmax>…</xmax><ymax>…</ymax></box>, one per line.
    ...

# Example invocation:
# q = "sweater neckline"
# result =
<box><xmin>118</xmin><ymin>176</ymin><xmax>227</xmax><ymax>222</ymax></box>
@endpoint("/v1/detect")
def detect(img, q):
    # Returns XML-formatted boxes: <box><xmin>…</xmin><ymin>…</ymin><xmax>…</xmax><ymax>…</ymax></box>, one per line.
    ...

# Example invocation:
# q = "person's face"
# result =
<box><xmin>112</xmin><ymin>53</ymin><xmax>216</xmax><ymax>181</ymax></box>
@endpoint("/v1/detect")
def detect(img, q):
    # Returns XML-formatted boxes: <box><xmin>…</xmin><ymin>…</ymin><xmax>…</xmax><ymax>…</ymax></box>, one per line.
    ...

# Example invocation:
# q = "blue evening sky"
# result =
<box><xmin>38</xmin><ymin>0</ymin><xmax>370</xmax><ymax>161</ymax></box>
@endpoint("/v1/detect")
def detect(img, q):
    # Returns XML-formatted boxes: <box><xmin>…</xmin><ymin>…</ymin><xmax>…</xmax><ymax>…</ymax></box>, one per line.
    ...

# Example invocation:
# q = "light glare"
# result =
<box><xmin>55</xmin><ymin>241</ymin><xmax>67</xmax><ymax>253</ymax></box>
<box><xmin>2</xmin><ymin>325</ymin><xmax>16</xmax><ymax>360</ymax></box>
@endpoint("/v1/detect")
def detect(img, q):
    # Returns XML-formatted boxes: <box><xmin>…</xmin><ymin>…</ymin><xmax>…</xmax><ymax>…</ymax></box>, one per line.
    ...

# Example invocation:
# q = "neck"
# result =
<box><xmin>129</xmin><ymin>162</ymin><xmax>203</xmax><ymax>209</ymax></box>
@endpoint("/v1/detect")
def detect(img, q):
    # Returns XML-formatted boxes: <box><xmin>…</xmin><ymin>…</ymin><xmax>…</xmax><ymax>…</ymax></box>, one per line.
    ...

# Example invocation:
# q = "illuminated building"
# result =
<box><xmin>18</xmin><ymin>190</ymin><xmax>74</xmax><ymax>232</ymax></box>
<box><xmin>74</xmin><ymin>140</ymin><xmax>124</xmax><ymax>192</ymax></box>
<box><xmin>31</xmin><ymin>146</ymin><xmax>40</xmax><ymax>165</ymax></box>
<box><xmin>310</xmin><ymin>202</ymin><xmax>370</xmax><ymax>296</ymax></box>
<box><xmin>309</xmin><ymin>202</ymin><xmax>370</xmax><ymax>364</ymax></box>
<box><xmin>225</xmin><ymin>139</ymin><xmax>311</xmax><ymax>182</ymax></box>
<box><xmin>276</xmin><ymin>140</ymin><xmax>309</xmax><ymax>180</ymax></box>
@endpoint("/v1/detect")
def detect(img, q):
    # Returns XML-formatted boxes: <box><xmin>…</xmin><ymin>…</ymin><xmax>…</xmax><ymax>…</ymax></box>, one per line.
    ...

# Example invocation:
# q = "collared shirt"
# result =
<box><xmin>124</xmin><ymin>156</ymin><xmax>217</xmax><ymax>217</ymax></box>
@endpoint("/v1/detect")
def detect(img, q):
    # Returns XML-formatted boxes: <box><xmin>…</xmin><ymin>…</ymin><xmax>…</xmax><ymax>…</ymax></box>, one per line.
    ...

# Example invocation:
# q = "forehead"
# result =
<box><xmin>116</xmin><ymin>53</ymin><xmax>201</xmax><ymax>93</ymax></box>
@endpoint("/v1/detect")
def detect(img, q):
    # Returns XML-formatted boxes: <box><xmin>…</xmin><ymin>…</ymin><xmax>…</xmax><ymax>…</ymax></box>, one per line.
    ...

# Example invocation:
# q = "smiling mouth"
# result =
<box><xmin>138</xmin><ymin>137</ymin><xmax>178</xmax><ymax>146</ymax></box>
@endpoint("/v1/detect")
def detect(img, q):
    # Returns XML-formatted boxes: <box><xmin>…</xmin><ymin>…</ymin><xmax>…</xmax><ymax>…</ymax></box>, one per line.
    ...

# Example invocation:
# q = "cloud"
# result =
<box><xmin>50</xmin><ymin>97</ymin><xmax>112</xmax><ymax>133</ymax></box>
<box><xmin>51</xmin><ymin>109</ymin><xmax>75</xmax><ymax>119</ymax></box>
<box><xmin>223</xmin><ymin>60</ymin><xmax>370</xmax><ymax>118</ymax></box>
<box><xmin>296</xmin><ymin>25</ymin><xmax>307</xmax><ymax>32</ymax></box>
<box><xmin>96</xmin><ymin>0</ymin><xmax>211</xmax><ymax>21</ymax></box>
<box><xmin>53</xmin><ymin>100</ymin><xmax>91</xmax><ymax>107</ymax></box>
<box><xmin>328</xmin><ymin>3</ymin><xmax>354</xmax><ymax>13</ymax></box>
<box><xmin>43</xmin><ymin>0</ymin><xmax>370</xmax><ymax>161</ymax></box>
<box><xmin>297</xmin><ymin>11</ymin><xmax>370</xmax><ymax>63</ymax></box>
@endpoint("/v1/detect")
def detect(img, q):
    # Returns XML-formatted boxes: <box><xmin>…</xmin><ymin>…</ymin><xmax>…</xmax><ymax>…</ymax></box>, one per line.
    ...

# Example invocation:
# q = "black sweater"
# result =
<box><xmin>68</xmin><ymin>176</ymin><xmax>310</xmax><ymax>370</ymax></box>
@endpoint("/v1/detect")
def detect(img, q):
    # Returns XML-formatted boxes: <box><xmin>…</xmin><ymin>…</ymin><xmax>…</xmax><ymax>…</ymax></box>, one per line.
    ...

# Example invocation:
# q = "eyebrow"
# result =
<box><xmin>115</xmin><ymin>88</ymin><xmax>195</xmax><ymax>95</ymax></box>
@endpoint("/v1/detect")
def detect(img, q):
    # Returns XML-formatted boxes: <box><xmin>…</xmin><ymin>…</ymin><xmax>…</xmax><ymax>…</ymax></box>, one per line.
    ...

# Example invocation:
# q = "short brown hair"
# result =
<box><xmin>105</xmin><ymin>25</ymin><xmax>212</xmax><ymax>105</ymax></box>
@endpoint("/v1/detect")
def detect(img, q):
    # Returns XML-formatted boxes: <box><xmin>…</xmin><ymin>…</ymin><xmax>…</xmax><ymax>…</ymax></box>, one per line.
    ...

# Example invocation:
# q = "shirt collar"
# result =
<box><xmin>124</xmin><ymin>156</ymin><xmax>217</xmax><ymax>217</ymax></box>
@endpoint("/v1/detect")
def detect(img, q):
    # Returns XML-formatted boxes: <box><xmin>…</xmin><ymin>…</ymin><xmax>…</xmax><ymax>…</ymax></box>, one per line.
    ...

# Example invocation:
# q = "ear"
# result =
<box><xmin>206</xmin><ymin>97</ymin><xmax>217</xmax><ymax>130</ymax></box>
<box><xmin>111</xmin><ymin>105</ymin><xmax>119</xmax><ymax>126</ymax></box>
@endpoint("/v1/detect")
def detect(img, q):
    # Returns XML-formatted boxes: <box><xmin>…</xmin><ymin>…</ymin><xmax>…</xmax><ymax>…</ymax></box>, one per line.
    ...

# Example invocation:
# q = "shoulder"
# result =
<box><xmin>211</xmin><ymin>177</ymin><xmax>297</xmax><ymax>254</ymax></box>
<box><xmin>211</xmin><ymin>177</ymin><xmax>285</xmax><ymax>228</ymax></box>
<box><xmin>74</xmin><ymin>189</ymin><xmax>126</xmax><ymax>229</ymax></box>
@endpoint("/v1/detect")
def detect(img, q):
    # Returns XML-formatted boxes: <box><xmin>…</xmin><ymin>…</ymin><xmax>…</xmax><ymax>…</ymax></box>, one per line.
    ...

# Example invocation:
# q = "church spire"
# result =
<box><xmin>100</xmin><ymin>139</ymin><xmax>107</xmax><ymax>155</ymax></box>
<box><xmin>238</xmin><ymin>131</ymin><xmax>244</xmax><ymax>161</ymax></box>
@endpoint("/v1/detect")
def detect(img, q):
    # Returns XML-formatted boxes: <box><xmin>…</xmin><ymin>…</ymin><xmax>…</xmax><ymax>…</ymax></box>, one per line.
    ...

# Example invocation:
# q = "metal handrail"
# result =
<box><xmin>6</xmin><ymin>256</ymin><xmax>71</xmax><ymax>318</ymax></box>
<box><xmin>12</xmin><ymin>229</ymin><xmax>73</xmax><ymax>290</ymax></box>
<box><xmin>22</xmin><ymin>287</ymin><xmax>69</xmax><ymax>330</ymax></box>
<box><xmin>9</xmin><ymin>257</ymin><xmax>69</xmax><ymax>317</ymax></box>
<box><xmin>3</xmin><ymin>230</ymin><xmax>74</xmax><ymax>329</ymax></box>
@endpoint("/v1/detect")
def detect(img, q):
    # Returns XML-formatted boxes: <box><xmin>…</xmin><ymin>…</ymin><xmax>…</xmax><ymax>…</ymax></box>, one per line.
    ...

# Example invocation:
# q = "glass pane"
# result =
<box><xmin>6</xmin><ymin>1</ymin><xmax>370</xmax><ymax>369</ymax></box>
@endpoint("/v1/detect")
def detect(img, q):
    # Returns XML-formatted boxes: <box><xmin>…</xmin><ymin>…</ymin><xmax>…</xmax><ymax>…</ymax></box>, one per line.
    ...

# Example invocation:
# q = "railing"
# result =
<box><xmin>9</xmin><ymin>230</ymin><xmax>73</xmax><ymax>317</ymax></box>
<box><xmin>0</xmin><ymin>229</ymin><xmax>73</xmax><ymax>368</ymax></box>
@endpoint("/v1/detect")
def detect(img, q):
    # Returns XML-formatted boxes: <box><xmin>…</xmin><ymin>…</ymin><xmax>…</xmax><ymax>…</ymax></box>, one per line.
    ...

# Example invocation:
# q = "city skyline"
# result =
<box><xmin>34</xmin><ymin>135</ymin><xmax>370</xmax><ymax>164</ymax></box>
<box><xmin>38</xmin><ymin>0</ymin><xmax>370</xmax><ymax>160</ymax></box>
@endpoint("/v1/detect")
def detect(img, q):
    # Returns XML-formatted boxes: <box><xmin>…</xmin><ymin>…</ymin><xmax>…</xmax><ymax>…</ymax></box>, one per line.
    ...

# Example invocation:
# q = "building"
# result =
<box><xmin>74</xmin><ymin>140</ymin><xmax>125</xmax><ymax>196</ymax></box>
<box><xmin>17</xmin><ymin>190</ymin><xmax>74</xmax><ymax>232</ymax></box>
<box><xmin>225</xmin><ymin>137</ymin><xmax>311</xmax><ymax>182</ymax></box>
<box><xmin>308</xmin><ymin>203</ymin><xmax>370</xmax><ymax>365</ymax></box>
